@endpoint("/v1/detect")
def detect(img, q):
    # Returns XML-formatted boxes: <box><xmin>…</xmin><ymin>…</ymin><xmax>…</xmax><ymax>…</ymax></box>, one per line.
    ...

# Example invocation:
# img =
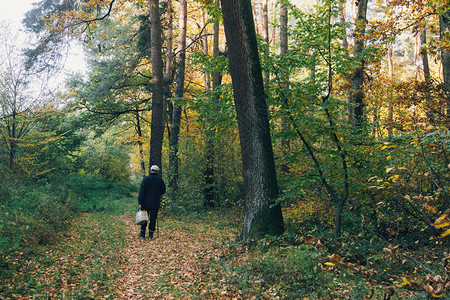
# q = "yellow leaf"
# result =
<box><xmin>380</xmin><ymin>145</ymin><xmax>390</xmax><ymax>150</ymax></box>
<box><xmin>435</xmin><ymin>214</ymin><xmax>448</xmax><ymax>222</ymax></box>
<box><xmin>388</xmin><ymin>175</ymin><xmax>400</xmax><ymax>182</ymax></box>
<box><xmin>425</xmin><ymin>204</ymin><xmax>438</xmax><ymax>214</ymax></box>
<box><xmin>439</xmin><ymin>229</ymin><xmax>450</xmax><ymax>239</ymax></box>
<box><xmin>324</xmin><ymin>262</ymin><xmax>335</xmax><ymax>267</ymax></box>
<box><xmin>386</xmin><ymin>167</ymin><xmax>394</xmax><ymax>173</ymax></box>
<box><xmin>434</xmin><ymin>221</ymin><xmax>450</xmax><ymax>229</ymax></box>
<box><xmin>400</xmin><ymin>277</ymin><xmax>409</xmax><ymax>286</ymax></box>
<box><xmin>431</xmin><ymin>294</ymin><xmax>445</xmax><ymax>298</ymax></box>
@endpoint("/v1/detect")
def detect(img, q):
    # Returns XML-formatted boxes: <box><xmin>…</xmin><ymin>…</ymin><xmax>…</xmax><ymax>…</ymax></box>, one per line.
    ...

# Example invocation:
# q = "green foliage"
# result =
<box><xmin>64</xmin><ymin>175</ymin><xmax>136</xmax><ymax>215</ymax></box>
<box><xmin>165</xmin><ymin>128</ymin><xmax>243</xmax><ymax>211</ymax></box>
<box><xmin>74</xmin><ymin>130</ymin><xmax>133</xmax><ymax>184</ymax></box>
<box><xmin>0</xmin><ymin>179</ymin><xmax>73</xmax><ymax>271</ymax></box>
<box><xmin>222</xmin><ymin>239</ymin><xmax>359</xmax><ymax>298</ymax></box>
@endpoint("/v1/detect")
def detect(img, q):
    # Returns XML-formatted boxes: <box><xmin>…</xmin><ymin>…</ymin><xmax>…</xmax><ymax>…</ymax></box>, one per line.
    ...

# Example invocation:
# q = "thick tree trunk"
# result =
<box><xmin>221</xmin><ymin>0</ymin><xmax>284</xmax><ymax>240</ymax></box>
<box><xmin>440</xmin><ymin>10</ymin><xmax>450</xmax><ymax>116</ymax></box>
<box><xmin>348</xmin><ymin>0</ymin><xmax>368</xmax><ymax>127</ymax></box>
<box><xmin>149</xmin><ymin>0</ymin><xmax>165</xmax><ymax>171</ymax></box>
<box><xmin>168</xmin><ymin>0</ymin><xmax>187</xmax><ymax>189</ymax></box>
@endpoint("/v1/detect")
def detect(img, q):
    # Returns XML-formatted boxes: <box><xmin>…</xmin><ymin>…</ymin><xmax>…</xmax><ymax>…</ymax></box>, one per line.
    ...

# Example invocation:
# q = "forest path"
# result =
<box><xmin>115</xmin><ymin>213</ymin><xmax>236</xmax><ymax>299</ymax></box>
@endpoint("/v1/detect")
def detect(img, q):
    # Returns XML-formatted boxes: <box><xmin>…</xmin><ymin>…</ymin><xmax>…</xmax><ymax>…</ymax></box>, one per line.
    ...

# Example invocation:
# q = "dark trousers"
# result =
<box><xmin>140</xmin><ymin>209</ymin><xmax>158</xmax><ymax>233</ymax></box>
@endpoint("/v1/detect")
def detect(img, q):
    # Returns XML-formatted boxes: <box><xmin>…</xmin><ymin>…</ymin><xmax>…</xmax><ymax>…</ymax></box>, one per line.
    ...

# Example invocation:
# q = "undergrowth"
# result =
<box><xmin>0</xmin><ymin>174</ymin><xmax>136</xmax><ymax>286</ymax></box>
<box><xmin>0</xmin><ymin>175</ymin><xmax>448</xmax><ymax>299</ymax></box>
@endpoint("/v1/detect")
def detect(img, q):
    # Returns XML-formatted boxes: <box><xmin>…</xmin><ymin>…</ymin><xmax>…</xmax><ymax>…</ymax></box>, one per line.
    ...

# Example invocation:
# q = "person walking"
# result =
<box><xmin>138</xmin><ymin>165</ymin><xmax>166</xmax><ymax>240</ymax></box>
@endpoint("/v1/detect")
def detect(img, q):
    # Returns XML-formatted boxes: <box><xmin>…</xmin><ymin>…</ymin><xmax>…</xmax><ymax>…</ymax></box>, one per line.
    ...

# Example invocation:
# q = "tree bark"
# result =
<box><xmin>164</xmin><ymin>0</ymin><xmax>174</xmax><ymax>135</ymax></box>
<box><xmin>202</xmin><ymin>7</ymin><xmax>216</xmax><ymax>208</ymax></box>
<box><xmin>168</xmin><ymin>0</ymin><xmax>187</xmax><ymax>189</ymax></box>
<box><xmin>149</xmin><ymin>0</ymin><xmax>165</xmax><ymax>172</ymax></box>
<box><xmin>414</xmin><ymin>33</ymin><xmax>420</xmax><ymax>81</ymax></box>
<box><xmin>280</xmin><ymin>2</ymin><xmax>290</xmax><ymax>174</ymax></box>
<box><xmin>348</xmin><ymin>0</ymin><xmax>369</xmax><ymax>127</ymax></box>
<box><xmin>135</xmin><ymin>111</ymin><xmax>146</xmax><ymax>176</ymax></box>
<box><xmin>221</xmin><ymin>0</ymin><xmax>284</xmax><ymax>240</ymax></box>
<box><xmin>439</xmin><ymin>10</ymin><xmax>450</xmax><ymax>116</ymax></box>
<box><xmin>387</xmin><ymin>42</ymin><xmax>394</xmax><ymax>138</ymax></box>
<box><xmin>262</xmin><ymin>0</ymin><xmax>269</xmax><ymax>46</ymax></box>
<box><xmin>262</xmin><ymin>0</ymin><xmax>269</xmax><ymax>84</ymax></box>
<box><xmin>338</xmin><ymin>0</ymin><xmax>348</xmax><ymax>50</ymax></box>
<box><xmin>421</xmin><ymin>28</ymin><xmax>430</xmax><ymax>82</ymax></box>
<box><xmin>204</xmin><ymin>2</ymin><xmax>223</xmax><ymax>207</ymax></box>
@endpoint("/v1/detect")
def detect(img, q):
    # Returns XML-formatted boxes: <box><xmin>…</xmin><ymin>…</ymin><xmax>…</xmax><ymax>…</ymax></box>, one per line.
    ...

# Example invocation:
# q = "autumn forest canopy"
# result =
<box><xmin>1</xmin><ymin>0</ymin><xmax>449</xmax><ymax>298</ymax></box>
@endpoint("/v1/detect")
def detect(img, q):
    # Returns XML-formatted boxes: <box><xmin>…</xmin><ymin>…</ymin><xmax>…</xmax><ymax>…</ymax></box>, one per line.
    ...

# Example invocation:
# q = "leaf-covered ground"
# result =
<box><xmin>0</xmin><ymin>210</ymin><xmax>245</xmax><ymax>299</ymax></box>
<box><xmin>2</xmin><ymin>208</ymin><xmax>447</xmax><ymax>299</ymax></box>
<box><xmin>116</xmin><ymin>213</ymin><xmax>240</xmax><ymax>299</ymax></box>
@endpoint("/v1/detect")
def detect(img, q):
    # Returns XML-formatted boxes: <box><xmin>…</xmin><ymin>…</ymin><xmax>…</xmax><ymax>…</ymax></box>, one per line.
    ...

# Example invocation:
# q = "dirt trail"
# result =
<box><xmin>116</xmin><ymin>214</ymin><xmax>230</xmax><ymax>299</ymax></box>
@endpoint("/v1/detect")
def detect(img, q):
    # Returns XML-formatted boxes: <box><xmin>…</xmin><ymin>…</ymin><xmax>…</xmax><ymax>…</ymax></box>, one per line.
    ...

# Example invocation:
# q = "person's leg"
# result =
<box><xmin>139</xmin><ymin>222</ymin><xmax>147</xmax><ymax>238</ymax></box>
<box><xmin>148</xmin><ymin>209</ymin><xmax>159</xmax><ymax>239</ymax></box>
<box><xmin>139</xmin><ymin>210</ymin><xmax>149</xmax><ymax>238</ymax></box>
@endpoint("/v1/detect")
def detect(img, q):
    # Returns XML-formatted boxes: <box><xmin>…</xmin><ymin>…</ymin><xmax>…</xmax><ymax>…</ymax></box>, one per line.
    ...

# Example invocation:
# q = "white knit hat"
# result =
<box><xmin>150</xmin><ymin>165</ymin><xmax>160</xmax><ymax>172</ymax></box>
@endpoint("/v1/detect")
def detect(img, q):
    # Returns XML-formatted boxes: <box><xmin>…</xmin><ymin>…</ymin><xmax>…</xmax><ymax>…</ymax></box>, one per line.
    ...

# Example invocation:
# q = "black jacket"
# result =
<box><xmin>138</xmin><ymin>173</ymin><xmax>166</xmax><ymax>210</ymax></box>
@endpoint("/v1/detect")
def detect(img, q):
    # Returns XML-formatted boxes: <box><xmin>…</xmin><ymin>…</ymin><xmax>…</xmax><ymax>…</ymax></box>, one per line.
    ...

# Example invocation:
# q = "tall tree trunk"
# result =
<box><xmin>202</xmin><ymin>8</ymin><xmax>216</xmax><ymax>208</ymax></box>
<box><xmin>204</xmin><ymin>0</ymin><xmax>223</xmax><ymax>207</ymax></box>
<box><xmin>220</xmin><ymin>0</ymin><xmax>284</xmax><ymax>240</ymax></box>
<box><xmin>270</xmin><ymin>1</ymin><xmax>276</xmax><ymax>47</ymax></box>
<box><xmin>348</xmin><ymin>0</ymin><xmax>369</xmax><ymax>127</ymax></box>
<box><xmin>149</xmin><ymin>0</ymin><xmax>165</xmax><ymax>172</ymax></box>
<box><xmin>168</xmin><ymin>0</ymin><xmax>187</xmax><ymax>189</ymax></box>
<box><xmin>280</xmin><ymin>1</ymin><xmax>290</xmax><ymax>174</ymax></box>
<box><xmin>439</xmin><ymin>10</ymin><xmax>450</xmax><ymax>116</ymax></box>
<box><xmin>262</xmin><ymin>0</ymin><xmax>269</xmax><ymax>45</ymax></box>
<box><xmin>164</xmin><ymin>0</ymin><xmax>174</xmax><ymax>137</ymax></box>
<box><xmin>414</xmin><ymin>33</ymin><xmax>420</xmax><ymax>81</ymax></box>
<box><xmin>387</xmin><ymin>42</ymin><xmax>394</xmax><ymax>138</ymax></box>
<box><xmin>338</xmin><ymin>0</ymin><xmax>348</xmax><ymax>50</ymax></box>
<box><xmin>252</xmin><ymin>0</ymin><xmax>260</xmax><ymax>36</ymax></box>
<box><xmin>421</xmin><ymin>27</ymin><xmax>430</xmax><ymax>82</ymax></box>
<box><xmin>262</xmin><ymin>0</ymin><xmax>269</xmax><ymax>83</ymax></box>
